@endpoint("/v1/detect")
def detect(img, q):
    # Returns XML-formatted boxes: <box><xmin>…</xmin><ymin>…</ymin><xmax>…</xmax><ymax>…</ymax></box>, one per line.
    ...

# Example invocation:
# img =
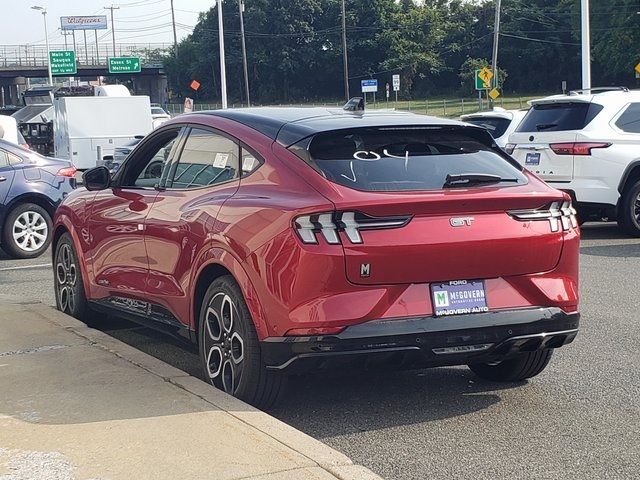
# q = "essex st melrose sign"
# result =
<box><xmin>108</xmin><ymin>57</ymin><xmax>141</xmax><ymax>74</ymax></box>
<box><xmin>49</xmin><ymin>50</ymin><xmax>77</xmax><ymax>75</ymax></box>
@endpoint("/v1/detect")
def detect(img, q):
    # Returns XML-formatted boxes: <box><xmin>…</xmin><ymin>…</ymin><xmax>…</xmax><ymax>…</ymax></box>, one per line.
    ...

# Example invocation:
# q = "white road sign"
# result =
<box><xmin>392</xmin><ymin>74</ymin><xmax>400</xmax><ymax>92</ymax></box>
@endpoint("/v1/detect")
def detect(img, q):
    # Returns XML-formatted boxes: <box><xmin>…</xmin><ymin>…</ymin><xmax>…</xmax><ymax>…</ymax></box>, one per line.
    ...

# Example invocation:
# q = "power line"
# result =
<box><xmin>500</xmin><ymin>32</ymin><xmax>581</xmax><ymax>46</ymax></box>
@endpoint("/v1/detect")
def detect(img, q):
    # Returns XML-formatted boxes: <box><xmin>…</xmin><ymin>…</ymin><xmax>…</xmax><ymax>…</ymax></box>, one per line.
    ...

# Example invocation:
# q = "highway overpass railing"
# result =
<box><xmin>0</xmin><ymin>43</ymin><xmax>172</xmax><ymax>68</ymax></box>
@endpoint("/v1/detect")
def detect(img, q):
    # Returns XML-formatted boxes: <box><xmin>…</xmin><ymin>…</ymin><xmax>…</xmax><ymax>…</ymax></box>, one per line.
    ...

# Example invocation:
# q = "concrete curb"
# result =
<box><xmin>21</xmin><ymin>301</ymin><xmax>383</xmax><ymax>480</ymax></box>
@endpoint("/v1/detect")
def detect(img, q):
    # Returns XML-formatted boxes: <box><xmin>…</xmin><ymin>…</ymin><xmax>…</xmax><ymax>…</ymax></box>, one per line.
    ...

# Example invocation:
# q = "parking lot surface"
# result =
<box><xmin>1</xmin><ymin>223</ymin><xmax>638</xmax><ymax>479</ymax></box>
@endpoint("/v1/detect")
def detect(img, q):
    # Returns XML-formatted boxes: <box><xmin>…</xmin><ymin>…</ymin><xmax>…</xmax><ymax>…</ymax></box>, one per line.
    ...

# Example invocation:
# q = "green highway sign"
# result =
<box><xmin>49</xmin><ymin>50</ymin><xmax>77</xmax><ymax>75</ymax></box>
<box><xmin>108</xmin><ymin>57</ymin><xmax>141</xmax><ymax>74</ymax></box>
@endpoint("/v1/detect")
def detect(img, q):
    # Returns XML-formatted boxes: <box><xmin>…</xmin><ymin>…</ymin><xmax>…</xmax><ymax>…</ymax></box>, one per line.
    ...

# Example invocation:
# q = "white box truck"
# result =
<box><xmin>54</xmin><ymin>96</ymin><xmax>153</xmax><ymax>169</ymax></box>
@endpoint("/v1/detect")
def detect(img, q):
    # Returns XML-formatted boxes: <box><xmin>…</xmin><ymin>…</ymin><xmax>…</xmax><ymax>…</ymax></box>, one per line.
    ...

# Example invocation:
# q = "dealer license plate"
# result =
<box><xmin>525</xmin><ymin>152</ymin><xmax>541</xmax><ymax>165</ymax></box>
<box><xmin>431</xmin><ymin>280</ymin><xmax>488</xmax><ymax>317</ymax></box>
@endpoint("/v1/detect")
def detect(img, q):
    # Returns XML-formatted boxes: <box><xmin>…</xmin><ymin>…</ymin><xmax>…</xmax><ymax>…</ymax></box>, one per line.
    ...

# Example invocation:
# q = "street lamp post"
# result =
<box><xmin>341</xmin><ymin>0</ymin><xmax>349</xmax><ymax>100</ymax></box>
<box><xmin>31</xmin><ymin>6</ymin><xmax>52</xmax><ymax>85</ymax></box>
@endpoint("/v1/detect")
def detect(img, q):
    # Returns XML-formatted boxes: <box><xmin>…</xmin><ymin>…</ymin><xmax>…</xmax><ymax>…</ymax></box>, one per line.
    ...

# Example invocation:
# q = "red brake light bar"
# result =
<box><xmin>549</xmin><ymin>142</ymin><xmax>611</xmax><ymax>156</ymax></box>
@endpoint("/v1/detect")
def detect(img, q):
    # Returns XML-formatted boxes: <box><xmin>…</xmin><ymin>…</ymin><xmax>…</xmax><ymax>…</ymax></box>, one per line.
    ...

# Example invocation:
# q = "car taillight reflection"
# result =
<box><xmin>294</xmin><ymin>211</ymin><xmax>411</xmax><ymax>245</ymax></box>
<box><xmin>57</xmin><ymin>166</ymin><xmax>77</xmax><ymax>178</ymax></box>
<box><xmin>509</xmin><ymin>200</ymin><xmax>578</xmax><ymax>232</ymax></box>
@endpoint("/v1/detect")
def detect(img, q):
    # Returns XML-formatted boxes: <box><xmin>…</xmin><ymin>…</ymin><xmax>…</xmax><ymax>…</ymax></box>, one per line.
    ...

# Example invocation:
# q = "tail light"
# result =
<box><xmin>549</xmin><ymin>142</ymin><xmax>611</xmax><ymax>156</ymax></box>
<box><xmin>57</xmin><ymin>166</ymin><xmax>77</xmax><ymax>178</ymax></box>
<box><xmin>504</xmin><ymin>143</ymin><xmax>516</xmax><ymax>155</ymax></box>
<box><xmin>294</xmin><ymin>211</ymin><xmax>411</xmax><ymax>245</ymax></box>
<box><xmin>508</xmin><ymin>200</ymin><xmax>578</xmax><ymax>232</ymax></box>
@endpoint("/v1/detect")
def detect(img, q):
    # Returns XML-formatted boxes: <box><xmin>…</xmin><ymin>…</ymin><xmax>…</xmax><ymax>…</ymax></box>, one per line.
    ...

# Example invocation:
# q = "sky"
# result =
<box><xmin>1</xmin><ymin>0</ymin><xmax>215</xmax><ymax>45</ymax></box>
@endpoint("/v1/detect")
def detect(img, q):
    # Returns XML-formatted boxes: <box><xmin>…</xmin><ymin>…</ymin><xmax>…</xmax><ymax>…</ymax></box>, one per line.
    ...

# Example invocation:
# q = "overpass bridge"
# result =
<box><xmin>0</xmin><ymin>43</ymin><xmax>172</xmax><ymax>105</ymax></box>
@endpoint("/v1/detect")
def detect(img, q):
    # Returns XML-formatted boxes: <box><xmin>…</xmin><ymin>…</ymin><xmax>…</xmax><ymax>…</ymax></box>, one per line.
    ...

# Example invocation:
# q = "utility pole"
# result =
<box><xmin>170</xmin><ymin>0</ymin><xmax>178</xmax><ymax>47</ymax></box>
<box><xmin>217</xmin><ymin>0</ymin><xmax>228</xmax><ymax>109</ymax></box>
<box><xmin>490</xmin><ymin>0</ymin><xmax>501</xmax><ymax>108</ymax></box>
<box><xmin>581</xmin><ymin>0</ymin><xmax>591</xmax><ymax>90</ymax></box>
<box><xmin>104</xmin><ymin>5</ymin><xmax>120</xmax><ymax>57</ymax></box>
<box><xmin>238</xmin><ymin>0</ymin><xmax>250</xmax><ymax>106</ymax></box>
<box><xmin>341</xmin><ymin>0</ymin><xmax>350</xmax><ymax>100</ymax></box>
<box><xmin>31</xmin><ymin>6</ymin><xmax>52</xmax><ymax>86</ymax></box>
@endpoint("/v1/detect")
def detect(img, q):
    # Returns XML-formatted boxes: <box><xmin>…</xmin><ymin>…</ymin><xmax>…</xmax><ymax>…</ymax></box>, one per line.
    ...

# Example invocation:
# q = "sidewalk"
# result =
<box><xmin>0</xmin><ymin>295</ymin><xmax>381</xmax><ymax>480</ymax></box>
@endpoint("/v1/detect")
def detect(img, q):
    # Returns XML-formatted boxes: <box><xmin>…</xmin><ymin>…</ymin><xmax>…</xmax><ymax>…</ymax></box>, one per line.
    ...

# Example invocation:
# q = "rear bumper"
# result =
<box><xmin>260</xmin><ymin>307</ymin><xmax>579</xmax><ymax>373</ymax></box>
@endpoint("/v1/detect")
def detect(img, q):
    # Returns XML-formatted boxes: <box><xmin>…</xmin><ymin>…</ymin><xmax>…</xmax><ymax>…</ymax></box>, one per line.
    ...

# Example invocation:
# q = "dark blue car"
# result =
<box><xmin>0</xmin><ymin>139</ymin><xmax>76</xmax><ymax>259</ymax></box>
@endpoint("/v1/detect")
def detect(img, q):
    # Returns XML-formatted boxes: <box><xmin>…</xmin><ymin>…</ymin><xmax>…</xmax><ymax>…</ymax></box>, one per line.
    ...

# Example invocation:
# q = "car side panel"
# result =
<box><xmin>87</xmin><ymin>188</ymin><xmax>159</xmax><ymax>299</ymax></box>
<box><xmin>143</xmin><ymin>180</ymin><xmax>239</xmax><ymax>327</ymax></box>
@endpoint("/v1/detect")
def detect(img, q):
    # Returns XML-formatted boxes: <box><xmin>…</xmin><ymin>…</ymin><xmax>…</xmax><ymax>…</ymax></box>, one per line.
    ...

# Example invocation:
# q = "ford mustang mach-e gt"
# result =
<box><xmin>52</xmin><ymin>105</ymin><xmax>580</xmax><ymax>408</ymax></box>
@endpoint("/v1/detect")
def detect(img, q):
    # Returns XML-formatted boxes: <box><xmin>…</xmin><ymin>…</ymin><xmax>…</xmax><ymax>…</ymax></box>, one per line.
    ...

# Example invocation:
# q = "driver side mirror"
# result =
<box><xmin>83</xmin><ymin>166</ymin><xmax>111</xmax><ymax>191</ymax></box>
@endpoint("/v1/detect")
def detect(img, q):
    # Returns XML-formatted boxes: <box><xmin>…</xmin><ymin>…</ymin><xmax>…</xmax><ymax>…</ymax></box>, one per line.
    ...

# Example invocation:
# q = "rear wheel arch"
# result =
<box><xmin>5</xmin><ymin>193</ymin><xmax>57</xmax><ymax>220</ymax></box>
<box><xmin>618</xmin><ymin>160</ymin><xmax>640</xmax><ymax>194</ymax></box>
<box><xmin>192</xmin><ymin>256</ymin><xmax>269</xmax><ymax>343</ymax></box>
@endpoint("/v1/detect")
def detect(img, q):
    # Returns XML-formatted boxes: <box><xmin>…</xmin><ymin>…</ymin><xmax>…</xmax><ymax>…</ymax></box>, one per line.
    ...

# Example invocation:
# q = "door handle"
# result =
<box><xmin>0</xmin><ymin>177</ymin><xmax>6</xmax><ymax>182</ymax></box>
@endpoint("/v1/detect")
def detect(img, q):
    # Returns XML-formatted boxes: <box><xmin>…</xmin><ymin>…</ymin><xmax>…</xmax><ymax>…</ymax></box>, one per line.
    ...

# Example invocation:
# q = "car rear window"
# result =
<box><xmin>517</xmin><ymin>102</ymin><xmax>603</xmax><ymax>132</ymax></box>
<box><xmin>463</xmin><ymin>117</ymin><xmax>511</xmax><ymax>139</ymax></box>
<box><xmin>294</xmin><ymin>127</ymin><xmax>526</xmax><ymax>192</ymax></box>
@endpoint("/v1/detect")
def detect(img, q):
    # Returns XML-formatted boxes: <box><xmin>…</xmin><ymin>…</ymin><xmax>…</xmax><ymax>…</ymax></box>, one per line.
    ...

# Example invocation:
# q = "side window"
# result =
<box><xmin>8</xmin><ymin>153</ymin><xmax>23</xmax><ymax>165</ymax></box>
<box><xmin>169</xmin><ymin>128</ymin><xmax>239</xmax><ymax>189</ymax></box>
<box><xmin>615</xmin><ymin>103</ymin><xmax>640</xmax><ymax>133</ymax></box>
<box><xmin>0</xmin><ymin>150</ymin><xmax>8</xmax><ymax>168</ymax></box>
<box><xmin>120</xmin><ymin>130</ymin><xmax>180</xmax><ymax>188</ymax></box>
<box><xmin>241</xmin><ymin>147</ymin><xmax>263</xmax><ymax>177</ymax></box>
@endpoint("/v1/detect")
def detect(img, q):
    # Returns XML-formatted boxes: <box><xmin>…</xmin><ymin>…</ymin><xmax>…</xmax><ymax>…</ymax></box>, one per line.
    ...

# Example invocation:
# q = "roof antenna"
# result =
<box><xmin>343</xmin><ymin>97</ymin><xmax>365</xmax><ymax>112</ymax></box>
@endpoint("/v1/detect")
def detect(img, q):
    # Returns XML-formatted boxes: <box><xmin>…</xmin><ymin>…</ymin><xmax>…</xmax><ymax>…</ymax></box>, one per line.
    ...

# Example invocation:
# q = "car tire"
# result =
<box><xmin>618</xmin><ymin>179</ymin><xmax>640</xmax><ymax>237</ymax></box>
<box><xmin>198</xmin><ymin>275</ymin><xmax>286</xmax><ymax>409</ymax></box>
<box><xmin>1</xmin><ymin>203</ymin><xmax>52</xmax><ymax>259</ymax></box>
<box><xmin>468</xmin><ymin>349</ymin><xmax>553</xmax><ymax>382</ymax></box>
<box><xmin>54</xmin><ymin>233</ymin><xmax>93</xmax><ymax>323</ymax></box>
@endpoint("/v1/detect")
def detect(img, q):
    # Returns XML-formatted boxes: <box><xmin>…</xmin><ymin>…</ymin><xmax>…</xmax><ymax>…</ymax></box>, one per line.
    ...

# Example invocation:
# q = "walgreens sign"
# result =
<box><xmin>60</xmin><ymin>16</ymin><xmax>108</xmax><ymax>31</ymax></box>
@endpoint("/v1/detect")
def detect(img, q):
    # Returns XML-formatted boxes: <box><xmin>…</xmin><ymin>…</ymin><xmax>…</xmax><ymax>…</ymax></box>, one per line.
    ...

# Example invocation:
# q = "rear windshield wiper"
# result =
<box><xmin>536</xmin><ymin>123</ymin><xmax>557</xmax><ymax>131</ymax></box>
<box><xmin>443</xmin><ymin>173</ymin><xmax>519</xmax><ymax>188</ymax></box>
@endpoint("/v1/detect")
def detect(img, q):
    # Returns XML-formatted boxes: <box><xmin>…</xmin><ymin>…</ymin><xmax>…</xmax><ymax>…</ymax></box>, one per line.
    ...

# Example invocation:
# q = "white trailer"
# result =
<box><xmin>54</xmin><ymin>96</ymin><xmax>152</xmax><ymax>169</ymax></box>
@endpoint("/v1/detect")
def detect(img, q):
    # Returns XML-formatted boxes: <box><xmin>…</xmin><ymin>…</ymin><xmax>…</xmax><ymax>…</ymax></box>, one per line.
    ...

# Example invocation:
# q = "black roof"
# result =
<box><xmin>207</xmin><ymin>107</ymin><xmax>469</xmax><ymax>146</ymax></box>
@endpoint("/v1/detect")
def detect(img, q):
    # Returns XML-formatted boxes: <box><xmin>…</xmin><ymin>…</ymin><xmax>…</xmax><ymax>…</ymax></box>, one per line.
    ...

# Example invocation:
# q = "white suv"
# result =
<box><xmin>461</xmin><ymin>108</ymin><xmax>528</xmax><ymax>148</ymax></box>
<box><xmin>507</xmin><ymin>87</ymin><xmax>640</xmax><ymax>235</ymax></box>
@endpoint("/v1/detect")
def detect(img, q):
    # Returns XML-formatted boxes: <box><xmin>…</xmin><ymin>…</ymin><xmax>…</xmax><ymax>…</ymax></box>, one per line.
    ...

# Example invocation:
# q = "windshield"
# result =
<box><xmin>297</xmin><ymin>128</ymin><xmax>526</xmax><ymax>192</ymax></box>
<box><xmin>517</xmin><ymin>102</ymin><xmax>603</xmax><ymax>132</ymax></box>
<box><xmin>463</xmin><ymin>117</ymin><xmax>511</xmax><ymax>139</ymax></box>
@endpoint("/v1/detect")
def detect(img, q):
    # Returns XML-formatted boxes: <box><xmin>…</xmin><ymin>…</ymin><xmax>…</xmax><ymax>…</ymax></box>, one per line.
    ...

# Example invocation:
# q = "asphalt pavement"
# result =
<box><xmin>1</xmin><ymin>223</ymin><xmax>638</xmax><ymax>479</ymax></box>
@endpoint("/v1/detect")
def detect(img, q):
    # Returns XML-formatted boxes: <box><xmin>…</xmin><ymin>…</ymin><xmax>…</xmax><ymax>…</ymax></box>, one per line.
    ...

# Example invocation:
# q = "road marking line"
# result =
<box><xmin>0</xmin><ymin>263</ymin><xmax>51</xmax><ymax>272</ymax></box>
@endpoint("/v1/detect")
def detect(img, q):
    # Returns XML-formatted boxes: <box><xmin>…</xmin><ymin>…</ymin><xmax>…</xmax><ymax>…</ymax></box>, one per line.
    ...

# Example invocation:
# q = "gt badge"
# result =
<box><xmin>450</xmin><ymin>217</ymin><xmax>474</xmax><ymax>227</ymax></box>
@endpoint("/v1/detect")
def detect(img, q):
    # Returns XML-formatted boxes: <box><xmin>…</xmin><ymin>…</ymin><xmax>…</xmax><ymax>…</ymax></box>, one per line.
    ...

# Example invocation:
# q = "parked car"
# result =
<box><xmin>151</xmin><ymin>105</ymin><xmax>171</xmax><ymax>129</ymax></box>
<box><xmin>507</xmin><ymin>87</ymin><xmax>640</xmax><ymax>234</ymax></box>
<box><xmin>53</xmin><ymin>106</ymin><xmax>580</xmax><ymax>408</ymax></box>
<box><xmin>460</xmin><ymin>108</ymin><xmax>527</xmax><ymax>148</ymax></box>
<box><xmin>0</xmin><ymin>139</ymin><xmax>76</xmax><ymax>259</ymax></box>
<box><xmin>108</xmin><ymin>137</ymin><xmax>144</xmax><ymax>173</ymax></box>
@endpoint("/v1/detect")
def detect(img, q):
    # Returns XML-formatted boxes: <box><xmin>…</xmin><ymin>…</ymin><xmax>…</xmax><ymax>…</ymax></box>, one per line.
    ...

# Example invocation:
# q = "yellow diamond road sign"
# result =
<box><xmin>478</xmin><ymin>67</ymin><xmax>494</xmax><ymax>85</ymax></box>
<box><xmin>635</xmin><ymin>62</ymin><xmax>640</xmax><ymax>74</ymax></box>
<box><xmin>489</xmin><ymin>88</ymin><xmax>501</xmax><ymax>100</ymax></box>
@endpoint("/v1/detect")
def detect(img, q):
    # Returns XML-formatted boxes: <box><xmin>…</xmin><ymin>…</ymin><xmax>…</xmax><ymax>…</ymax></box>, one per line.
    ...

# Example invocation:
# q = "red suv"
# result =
<box><xmin>53</xmin><ymin>106</ymin><xmax>580</xmax><ymax>408</ymax></box>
